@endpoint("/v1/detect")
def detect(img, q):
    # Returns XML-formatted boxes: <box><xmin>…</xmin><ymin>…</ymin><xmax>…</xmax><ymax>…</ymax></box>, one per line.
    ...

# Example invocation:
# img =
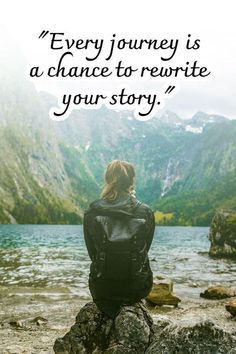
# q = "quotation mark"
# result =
<box><xmin>165</xmin><ymin>86</ymin><xmax>175</xmax><ymax>95</ymax></box>
<box><xmin>39</xmin><ymin>30</ymin><xmax>49</xmax><ymax>39</ymax></box>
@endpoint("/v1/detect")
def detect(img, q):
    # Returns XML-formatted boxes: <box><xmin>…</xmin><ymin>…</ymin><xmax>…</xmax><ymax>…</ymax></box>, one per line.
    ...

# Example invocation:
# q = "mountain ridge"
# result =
<box><xmin>0</xmin><ymin>52</ymin><xmax>235</xmax><ymax>225</ymax></box>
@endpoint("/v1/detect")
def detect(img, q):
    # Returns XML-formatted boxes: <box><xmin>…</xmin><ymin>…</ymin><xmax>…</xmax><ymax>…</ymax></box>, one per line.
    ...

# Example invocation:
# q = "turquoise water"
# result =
<box><xmin>0</xmin><ymin>225</ymin><xmax>235</xmax><ymax>298</ymax></box>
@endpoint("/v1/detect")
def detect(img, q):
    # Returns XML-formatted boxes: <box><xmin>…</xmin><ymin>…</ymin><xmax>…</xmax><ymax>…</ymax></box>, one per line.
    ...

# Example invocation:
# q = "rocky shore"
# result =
<box><xmin>54</xmin><ymin>300</ymin><xmax>236</xmax><ymax>354</ymax></box>
<box><xmin>0</xmin><ymin>284</ymin><xmax>236</xmax><ymax>354</ymax></box>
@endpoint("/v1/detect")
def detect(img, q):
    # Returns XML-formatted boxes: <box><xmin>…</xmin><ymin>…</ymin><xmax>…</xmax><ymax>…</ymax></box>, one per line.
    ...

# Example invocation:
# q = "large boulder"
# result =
<box><xmin>146</xmin><ymin>318</ymin><xmax>236</xmax><ymax>354</ymax></box>
<box><xmin>53</xmin><ymin>301</ymin><xmax>236</xmax><ymax>354</ymax></box>
<box><xmin>146</xmin><ymin>279</ymin><xmax>181</xmax><ymax>307</ymax></box>
<box><xmin>209</xmin><ymin>209</ymin><xmax>236</xmax><ymax>258</ymax></box>
<box><xmin>53</xmin><ymin>301</ymin><xmax>154</xmax><ymax>354</ymax></box>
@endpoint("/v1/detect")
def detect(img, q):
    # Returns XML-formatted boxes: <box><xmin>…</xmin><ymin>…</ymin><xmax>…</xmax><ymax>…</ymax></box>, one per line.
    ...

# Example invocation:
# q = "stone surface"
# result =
<box><xmin>146</xmin><ymin>279</ymin><xmax>181</xmax><ymax>307</ymax></box>
<box><xmin>53</xmin><ymin>301</ymin><xmax>154</xmax><ymax>354</ymax></box>
<box><xmin>9</xmin><ymin>320</ymin><xmax>24</xmax><ymax>328</ymax></box>
<box><xmin>209</xmin><ymin>209</ymin><xmax>236</xmax><ymax>258</ymax></box>
<box><xmin>31</xmin><ymin>316</ymin><xmax>48</xmax><ymax>326</ymax></box>
<box><xmin>200</xmin><ymin>286</ymin><xmax>235</xmax><ymax>300</ymax></box>
<box><xmin>53</xmin><ymin>301</ymin><xmax>236</xmax><ymax>354</ymax></box>
<box><xmin>54</xmin><ymin>302</ymin><xmax>236</xmax><ymax>354</ymax></box>
<box><xmin>2</xmin><ymin>346</ymin><xmax>31</xmax><ymax>354</ymax></box>
<box><xmin>226</xmin><ymin>299</ymin><xmax>236</xmax><ymax>316</ymax></box>
<box><xmin>146</xmin><ymin>318</ymin><xmax>236</xmax><ymax>354</ymax></box>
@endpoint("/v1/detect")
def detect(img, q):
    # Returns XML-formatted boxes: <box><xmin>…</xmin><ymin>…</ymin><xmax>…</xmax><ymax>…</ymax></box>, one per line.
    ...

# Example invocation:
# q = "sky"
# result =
<box><xmin>0</xmin><ymin>0</ymin><xmax>236</xmax><ymax>119</ymax></box>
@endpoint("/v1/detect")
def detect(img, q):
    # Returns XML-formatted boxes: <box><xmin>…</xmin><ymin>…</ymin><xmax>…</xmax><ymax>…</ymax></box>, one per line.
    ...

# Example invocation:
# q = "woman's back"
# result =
<box><xmin>83</xmin><ymin>161</ymin><xmax>155</xmax><ymax>318</ymax></box>
<box><xmin>84</xmin><ymin>160</ymin><xmax>155</xmax><ymax>317</ymax></box>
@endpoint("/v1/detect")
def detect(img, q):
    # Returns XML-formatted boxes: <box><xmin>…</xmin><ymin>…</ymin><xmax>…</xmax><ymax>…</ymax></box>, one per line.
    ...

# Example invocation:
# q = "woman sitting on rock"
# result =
<box><xmin>83</xmin><ymin>160</ymin><xmax>155</xmax><ymax>318</ymax></box>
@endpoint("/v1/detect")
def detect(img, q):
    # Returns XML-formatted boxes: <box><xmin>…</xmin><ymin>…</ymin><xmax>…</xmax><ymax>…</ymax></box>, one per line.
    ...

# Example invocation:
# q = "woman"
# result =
<box><xmin>83</xmin><ymin>160</ymin><xmax>155</xmax><ymax>318</ymax></box>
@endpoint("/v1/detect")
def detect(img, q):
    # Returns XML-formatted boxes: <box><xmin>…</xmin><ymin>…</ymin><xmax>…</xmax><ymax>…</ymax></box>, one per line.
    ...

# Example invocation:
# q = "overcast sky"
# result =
<box><xmin>0</xmin><ymin>0</ymin><xmax>235</xmax><ymax>119</ymax></box>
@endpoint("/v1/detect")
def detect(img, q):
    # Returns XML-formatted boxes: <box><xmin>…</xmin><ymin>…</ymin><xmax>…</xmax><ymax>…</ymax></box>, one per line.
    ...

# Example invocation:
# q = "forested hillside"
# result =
<box><xmin>0</xmin><ymin>40</ymin><xmax>236</xmax><ymax>225</ymax></box>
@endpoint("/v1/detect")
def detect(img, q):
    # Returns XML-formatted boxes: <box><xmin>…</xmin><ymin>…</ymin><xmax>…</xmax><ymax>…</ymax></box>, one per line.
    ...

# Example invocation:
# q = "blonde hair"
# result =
<box><xmin>101</xmin><ymin>160</ymin><xmax>135</xmax><ymax>201</ymax></box>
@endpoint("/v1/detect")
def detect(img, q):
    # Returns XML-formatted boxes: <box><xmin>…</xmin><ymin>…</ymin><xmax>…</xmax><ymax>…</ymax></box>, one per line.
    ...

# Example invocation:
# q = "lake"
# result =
<box><xmin>0</xmin><ymin>225</ymin><xmax>235</xmax><ymax>299</ymax></box>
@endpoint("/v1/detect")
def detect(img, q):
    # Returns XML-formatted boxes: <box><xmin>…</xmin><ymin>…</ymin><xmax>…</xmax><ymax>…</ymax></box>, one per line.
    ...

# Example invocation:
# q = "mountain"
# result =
<box><xmin>1</xmin><ymin>92</ymin><xmax>235</xmax><ymax>225</ymax></box>
<box><xmin>0</xmin><ymin>36</ymin><xmax>236</xmax><ymax>225</ymax></box>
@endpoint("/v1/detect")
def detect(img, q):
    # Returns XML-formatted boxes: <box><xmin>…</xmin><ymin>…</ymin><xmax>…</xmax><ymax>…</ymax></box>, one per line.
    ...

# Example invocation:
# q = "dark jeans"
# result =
<box><xmin>89</xmin><ymin>272</ymin><xmax>153</xmax><ymax>318</ymax></box>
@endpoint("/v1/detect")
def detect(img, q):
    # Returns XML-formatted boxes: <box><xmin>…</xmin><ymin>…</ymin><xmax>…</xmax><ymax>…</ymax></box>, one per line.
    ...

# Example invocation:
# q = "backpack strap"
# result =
<box><xmin>97</xmin><ymin>233</ymin><xmax>107</xmax><ymax>277</ymax></box>
<box><xmin>130</xmin><ymin>197</ymin><xmax>142</xmax><ymax>214</ymax></box>
<box><xmin>130</xmin><ymin>199</ymin><xmax>142</xmax><ymax>279</ymax></box>
<box><xmin>131</xmin><ymin>233</ymin><xmax>138</xmax><ymax>279</ymax></box>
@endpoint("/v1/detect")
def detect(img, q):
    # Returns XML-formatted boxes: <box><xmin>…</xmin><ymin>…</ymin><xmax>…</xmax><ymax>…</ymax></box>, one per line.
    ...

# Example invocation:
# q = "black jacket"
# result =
<box><xmin>83</xmin><ymin>192</ymin><xmax>155</xmax><ymax>315</ymax></box>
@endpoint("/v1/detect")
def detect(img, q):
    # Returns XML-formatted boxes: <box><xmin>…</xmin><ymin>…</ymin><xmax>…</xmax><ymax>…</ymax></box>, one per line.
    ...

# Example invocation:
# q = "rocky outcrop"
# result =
<box><xmin>146</xmin><ymin>318</ymin><xmax>236</xmax><ymax>354</ymax></box>
<box><xmin>200</xmin><ymin>286</ymin><xmax>235</xmax><ymax>300</ymax></box>
<box><xmin>53</xmin><ymin>301</ymin><xmax>154</xmax><ymax>354</ymax></box>
<box><xmin>146</xmin><ymin>279</ymin><xmax>181</xmax><ymax>307</ymax></box>
<box><xmin>209</xmin><ymin>210</ymin><xmax>236</xmax><ymax>258</ymax></box>
<box><xmin>54</xmin><ymin>302</ymin><xmax>236</xmax><ymax>354</ymax></box>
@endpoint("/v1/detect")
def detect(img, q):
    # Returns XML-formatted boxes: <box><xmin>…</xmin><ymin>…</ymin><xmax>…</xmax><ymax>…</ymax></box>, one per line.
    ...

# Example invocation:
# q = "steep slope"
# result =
<box><xmin>155</xmin><ymin>171</ymin><xmax>236</xmax><ymax>226</ymax></box>
<box><xmin>0</xmin><ymin>37</ymin><xmax>84</xmax><ymax>223</ymax></box>
<box><xmin>0</xmin><ymin>33</ymin><xmax>235</xmax><ymax>224</ymax></box>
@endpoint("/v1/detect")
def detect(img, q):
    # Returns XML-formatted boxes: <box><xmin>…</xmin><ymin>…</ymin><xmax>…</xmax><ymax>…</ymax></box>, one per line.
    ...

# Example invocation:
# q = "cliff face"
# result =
<box><xmin>209</xmin><ymin>210</ymin><xmax>236</xmax><ymax>259</ymax></box>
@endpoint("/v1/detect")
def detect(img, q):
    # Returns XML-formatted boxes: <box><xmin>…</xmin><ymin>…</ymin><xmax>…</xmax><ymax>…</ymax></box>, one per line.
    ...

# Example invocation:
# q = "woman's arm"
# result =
<box><xmin>83</xmin><ymin>210</ymin><xmax>97</xmax><ymax>261</ymax></box>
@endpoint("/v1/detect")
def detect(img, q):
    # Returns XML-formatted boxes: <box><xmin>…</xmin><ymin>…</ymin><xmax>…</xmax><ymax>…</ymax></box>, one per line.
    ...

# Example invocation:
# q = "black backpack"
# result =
<box><xmin>93</xmin><ymin>210</ymin><xmax>148</xmax><ymax>281</ymax></box>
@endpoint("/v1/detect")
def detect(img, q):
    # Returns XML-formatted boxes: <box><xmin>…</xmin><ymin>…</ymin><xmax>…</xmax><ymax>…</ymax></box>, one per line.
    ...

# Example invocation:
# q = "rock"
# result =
<box><xmin>53</xmin><ymin>301</ymin><xmax>236</xmax><ymax>354</ymax></box>
<box><xmin>209</xmin><ymin>209</ymin><xmax>236</xmax><ymax>258</ymax></box>
<box><xmin>226</xmin><ymin>299</ymin><xmax>236</xmax><ymax>316</ymax></box>
<box><xmin>53</xmin><ymin>301</ymin><xmax>154</xmax><ymax>354</ymax></box>
<box><xmin>200</xmin><ymin>285</ymin><xmax>235</xmax><ymax>299</ymax></box>
<box><xmin>152</xmin><ymin>314</ymin><xmax>173</xmax><ymax>335</ymax></box>
<box><xmin>31</xmin><ymin>316</ymin><xmax>48</xmax><ymax>326</ymax></box>
<box><xmin>146</xmin><ymin>318</ymin><xmax>236</xmax><ymax>354</ymax></box>
<box><xmin>9</xmin><ymin>319</ymin><xmax>24</xmax><ymax>328</ymax></box>
<box><xmin>188</xmin><ymin>282</ymin><xmax>198</xmax><ymax>288</ymax></box>
<box><xmin>146</xmin><ymin>279</ymin><xmax>181</xmax><ymax>307</ymax></box>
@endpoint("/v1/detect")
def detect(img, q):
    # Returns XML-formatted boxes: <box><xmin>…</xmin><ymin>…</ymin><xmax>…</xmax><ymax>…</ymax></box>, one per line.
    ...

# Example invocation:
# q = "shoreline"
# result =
<box><xmin>0</xmin><ymin>286</ymin><xmax>235</xmax><ymax>354</ymax></box>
